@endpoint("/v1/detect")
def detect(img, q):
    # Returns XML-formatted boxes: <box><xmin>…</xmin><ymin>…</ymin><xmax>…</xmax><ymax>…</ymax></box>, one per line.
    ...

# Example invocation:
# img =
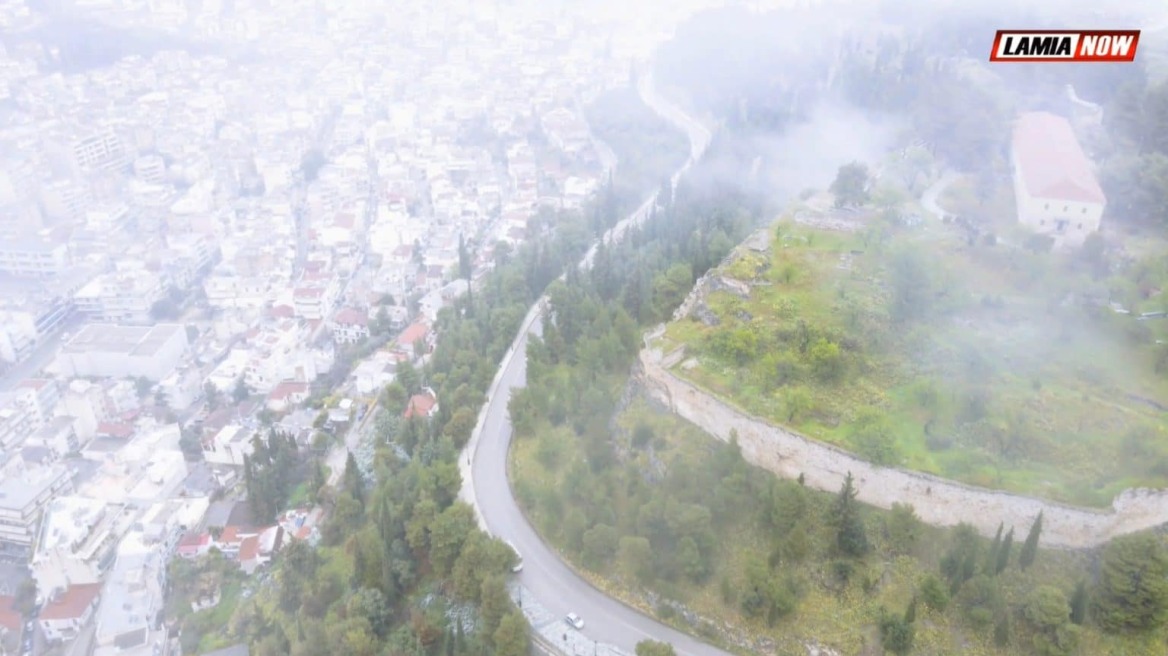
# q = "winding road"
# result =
<box><xmin>458</xmin><ymin>70</ymin><xmax>725</xmax><ymax>656</ymax></box>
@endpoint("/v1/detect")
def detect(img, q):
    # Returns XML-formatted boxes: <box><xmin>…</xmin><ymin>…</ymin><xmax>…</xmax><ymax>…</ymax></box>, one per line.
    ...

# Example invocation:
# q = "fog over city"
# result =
<box><xmin>0</xmin><ymin>1</ymin><xmax>1167</xmax><ymax>656</ymax></box>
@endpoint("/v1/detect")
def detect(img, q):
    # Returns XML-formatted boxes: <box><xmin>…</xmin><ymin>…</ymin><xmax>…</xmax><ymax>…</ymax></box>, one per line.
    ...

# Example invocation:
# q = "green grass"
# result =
<box><xmin>287</xmin><ymin>481</ymin><xmax>310</xmax><ymax>508</ymax></box>
<box><xmin>661</xmin><ymin>210</ymin><xmax>1168</xmax><ymax>507</ymax></box>
<box><xmin>193</xmin><ymin>580</ymin><xmax>243</xmax><ymax>653</ymax></box>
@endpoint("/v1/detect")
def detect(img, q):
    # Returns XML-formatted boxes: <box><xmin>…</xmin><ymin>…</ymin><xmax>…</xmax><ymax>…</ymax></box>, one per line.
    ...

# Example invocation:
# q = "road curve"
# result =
<box><xmin>460</xmin><ymin>69</ymin><xmax>726</xmax><ymax>656</ymax></box>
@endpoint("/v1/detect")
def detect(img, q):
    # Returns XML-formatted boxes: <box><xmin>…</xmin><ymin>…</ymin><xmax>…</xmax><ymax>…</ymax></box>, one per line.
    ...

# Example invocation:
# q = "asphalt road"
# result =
<box><xmin>467</xmin><ymin>71</ymin><xmax>726</xmax><ymax>656</ymax></box>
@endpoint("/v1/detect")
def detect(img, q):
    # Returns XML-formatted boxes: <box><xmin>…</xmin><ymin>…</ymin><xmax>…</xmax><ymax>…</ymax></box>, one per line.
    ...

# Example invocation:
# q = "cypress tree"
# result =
<box><xmin>904</xmin><ymin>596</ymin><xmax>917</xmax><ymax>624</ymax></box>
<box><xmin>1070</xmin><ymin>579</ymin><xmax>1089</xmax><ymax>625</ymax></box>
<box><xmin>995</xmin><ymin>528</ymin><xmax>1014</xmax><ymax>575</ymax></box>
<box><xmin>985</xmin><ymin>522</ymin><xmax>1003</xmax><ymax>573</ymax></box>
<box><xmin>1019</xmin><ymin>511</ymin><xmax>1043</xmax><ymax>570</ymax></box>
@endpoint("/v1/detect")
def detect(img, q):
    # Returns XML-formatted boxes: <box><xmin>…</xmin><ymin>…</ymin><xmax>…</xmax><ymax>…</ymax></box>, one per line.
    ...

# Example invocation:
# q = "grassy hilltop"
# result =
<box><xmin>655</xmin><ymin>175</ymin><xmax>1168</xmax><ymax>508</ymax></box>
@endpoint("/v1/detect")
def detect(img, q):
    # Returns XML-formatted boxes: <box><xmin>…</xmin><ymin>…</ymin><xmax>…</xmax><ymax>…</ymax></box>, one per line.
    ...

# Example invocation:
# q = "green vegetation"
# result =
<box><xmin>514</xmin><ymin>392</ymin><xmax>1168</xmax><ymax>656</ymax></box>
<box><xmin>655</xmin><ymin>204</ymin><xmax>1168</xmax><ymax>505</ymax></box>
<box><xmin>506</xmin><ymin>64</ymin><xmax>1168</xmax><ymax>654</ymax></box>
<box><xmin>636</xmin><ymin>639</ymin><xmax>678</xmax><ymax>656</ymax></box>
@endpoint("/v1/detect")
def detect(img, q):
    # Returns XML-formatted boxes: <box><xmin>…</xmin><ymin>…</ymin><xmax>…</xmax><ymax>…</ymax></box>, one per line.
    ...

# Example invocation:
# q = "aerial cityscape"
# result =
<box><xmin>2</xmin><ymin>1</ymin><xmax>1168</xmax><ymax>656</ymax></box>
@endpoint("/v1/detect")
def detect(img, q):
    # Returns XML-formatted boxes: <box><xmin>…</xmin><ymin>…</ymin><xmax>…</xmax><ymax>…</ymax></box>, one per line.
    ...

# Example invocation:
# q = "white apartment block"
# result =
<box><xmin>292</xmin><ymin>284</ymin><xmax>336</xmax><ymax>321</ymax></box>
<box><xmin>72</xmin><ymin>128</ymin><xmax>129</xmax><ymax>174</ymax></box>
<box><xmin>0</xmin><ymin>464</ymin><xmax>73</xmax><ymax>557</ymax></box>
<box><xmin>33</xmin><ymin>496</ymin><xmax>116</xmax><ymax>601</ymax></box>
<box><xmin>0</xmin><ymin>238</ymin><xmax>69</xmax><ymax>277</ymax></box>
<box><xmin>132</xmin><ymin>154</ymin><xmax>167</xmax><ymax>185</ymax></box>
<box><xmin>0</xmin><ymin>387</ymin><xmax>45</xmax><ymax>450</ymax></box>
<box><xmin>92</xmin><ymin>531</ymin><xmax>168</xmax><ymax>656</ymax></box>
<box><xmin>201</xmin><ymin>424</ymin><xmax>255</xmax><ymax>467</ymax></box>
<box><xmin>0</xmin><ymin>310</ymin><xmax>39</xmax><ymax>364</ymax></box>
<box><xmin>203</xmin><ymin>274</ymin><xmax>271</xmax><ymax>310</ymax></box>
<box><xmin>74</xmin><ymin>270</ymin><xmax>164</xmax><ymax>324</ymax></box>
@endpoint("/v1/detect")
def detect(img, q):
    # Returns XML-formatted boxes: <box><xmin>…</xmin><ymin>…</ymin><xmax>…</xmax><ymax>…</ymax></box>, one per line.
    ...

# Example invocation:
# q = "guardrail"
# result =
<box><xmin>531</xmin><ymin>631</ymin><xmax>566</xmax><ymax>656</ymax></box>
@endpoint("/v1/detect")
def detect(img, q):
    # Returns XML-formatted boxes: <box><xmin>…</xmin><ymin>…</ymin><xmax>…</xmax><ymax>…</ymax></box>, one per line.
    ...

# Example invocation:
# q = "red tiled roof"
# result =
<box><xmin>0</xmin><ymin>596</ymin><xmax>19</xmax><ymax>632</ymax></box>
<box><xmin>39</xmin><ymin>583</ymin><xmax>102</xmax><ymax>622</ymax></box>
<box><xmin>334</xmin><ymin>213</ymin><xmax>355</xmax><ymax>229</ymax></box>
<box><xmin>333</xmin><ymin>307</ymin><xmax>367</xmax><ymax>327</ymax></box>
<box><xmin>1013</xmin><ymin>112</ymin><xmax>1106</xmax><ymax>205</ymax></box>
<box><xmin>16</xmin><ymin>378</ymin><xmax>50</xmax><ymax>390</ymax></box>
<box><xmin>239</xmin><ymin>535</ymin><xmax>260</xmax><ymax>562</ymax></box>
<box><xmin>177</xmin><ymin>532</ymin><xmax>211</xmax><ymax>549</ymax></box>
<box><xmin>270</xmin><ymin>304</ymin><xmax>295</xmax><ymax>318</ymax></box>
<box><xmin>397</xmin><ymin>321</ymin><xmax>429</xmax><ymax>348</ymax></box>
<box><xmin>267</xmin><ymin>381</ymin><xmax>309</xmax><ymax>401</ymax></box>
<box><xmin>219</xmin><ymin>526</ymin><xmax>241</xmax><ymax>545</ymax></box>
<box><xmin>404</xmin><ymin>390</ymin><xmax>437</xmax><ymax>419</ymax></box>
<box><xmin>96</xmin><ymin>422</ymin><xmax>134</xmax><ymax>439</ymax></box>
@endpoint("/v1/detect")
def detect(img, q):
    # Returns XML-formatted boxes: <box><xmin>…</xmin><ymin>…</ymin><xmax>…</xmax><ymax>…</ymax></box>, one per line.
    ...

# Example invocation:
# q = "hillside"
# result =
<box><xmin>651</xmin><ymin>189</ymin><xmax>1168</xmax><ymax>508</ymax></box>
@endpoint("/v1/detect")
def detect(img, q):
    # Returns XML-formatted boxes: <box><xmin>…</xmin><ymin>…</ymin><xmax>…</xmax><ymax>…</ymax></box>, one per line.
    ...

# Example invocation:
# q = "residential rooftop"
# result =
<box><xmin>60</xmin><ymin>323</ymin><xmax>186</xmax><ymax>357</ymax></box>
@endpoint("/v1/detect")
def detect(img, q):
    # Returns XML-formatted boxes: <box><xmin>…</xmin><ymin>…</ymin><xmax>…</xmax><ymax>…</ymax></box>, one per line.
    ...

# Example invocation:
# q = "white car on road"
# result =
<box><xmin>565</xmin><ymin>613</ymin><xmax>584</xmax><ymax>630</ymax></box>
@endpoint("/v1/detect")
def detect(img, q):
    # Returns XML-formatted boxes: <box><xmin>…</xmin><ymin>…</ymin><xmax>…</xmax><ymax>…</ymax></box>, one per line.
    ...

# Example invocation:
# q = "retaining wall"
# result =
<box><xmin>634</xmin><ymin>344</ymin><xmax>1168</xmax><ymax>549</ymax></box>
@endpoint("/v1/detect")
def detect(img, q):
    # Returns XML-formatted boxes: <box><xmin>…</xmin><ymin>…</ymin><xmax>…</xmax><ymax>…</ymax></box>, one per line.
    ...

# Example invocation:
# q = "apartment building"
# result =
<box><xmin>73</xmin><ymin>270</ymin><xmax>165</xmax><ymax>324</ymax></box>
<box><xmin>71</xmin><ymin>128</ymin><xmax>130</xmax><ymax>175</ymax></box>
<box><xmin>0</xmin><ymin>387</ymin><xmax>45</xmax><ymax>450</ymax></box>
<box><xmin>0</xmin><ymin>464</ymin><xmax>73</xmax><ymax>558</ymax></box>
<box><xmin>0</xmin><ymin>237</ymin><xmax>69</xmax><ymax>278</ymax></box>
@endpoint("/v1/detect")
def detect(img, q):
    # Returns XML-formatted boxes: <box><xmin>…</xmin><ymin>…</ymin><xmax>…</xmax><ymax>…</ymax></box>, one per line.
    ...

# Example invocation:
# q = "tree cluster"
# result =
<box><xmin>242</xmin><ymin>430</ymin><xmax>301</xmax><ymax>522</ymax></box>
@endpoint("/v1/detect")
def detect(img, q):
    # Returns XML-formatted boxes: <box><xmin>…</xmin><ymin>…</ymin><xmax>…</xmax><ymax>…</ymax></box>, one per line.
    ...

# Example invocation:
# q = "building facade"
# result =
<box><xmin>1010</xmin><ymin>111</ymin><xmax>1107</xmax><ymax>249</ymax></box>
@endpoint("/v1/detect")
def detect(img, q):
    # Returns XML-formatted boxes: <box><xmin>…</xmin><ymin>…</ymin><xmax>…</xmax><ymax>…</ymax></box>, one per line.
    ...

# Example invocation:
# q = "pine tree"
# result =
<box><xmin>995</xmin><ymin>528</ymin><xmax>1014</xmax><ymax>575</ymax></box>
<box><xmin>243</xmin><ymin>453</ymin><xmax>255</xmax><ymax>495</ymax></box>
<box><xmin>1070</xmin><ymin>579</ymin><xmax>1089</xmax><ymax>625</ymax></box>
<box><xmin>343</xmin><ymin>451</ymin><xmax>365</xmax><ymax>507</ymax></box>
<box><xmin>985</xmin><ymin>522</ymin><xmax>1003</xmax><ymax>573</ymax></box>
<box><xmin>1019</xmin><ymin>511</ymin><xmax>1043</xmax><ymax>570</ymax></box>
<box><xmin>458</xmin><ymin>233</ymin><xmax>471</xmax><ymax>281</ymax></box>
<box><xmin>833</xmin><ymin>472</ymin><xmax>870</xmax><ymax>557</ymax></box>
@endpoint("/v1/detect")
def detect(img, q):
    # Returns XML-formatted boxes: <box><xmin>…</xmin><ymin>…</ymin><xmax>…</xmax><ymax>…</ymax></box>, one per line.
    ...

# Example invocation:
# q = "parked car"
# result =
<box><xmin>565</xmin><ymin>612</ymin><xmax>584</xmax><ymax>630</ymax></box>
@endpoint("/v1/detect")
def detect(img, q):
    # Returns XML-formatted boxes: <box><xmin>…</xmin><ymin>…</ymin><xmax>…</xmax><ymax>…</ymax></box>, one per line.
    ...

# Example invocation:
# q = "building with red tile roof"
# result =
<box><xmin>265</xmin><ymin>381</ymin><xmax>310</xmax><ymax>413</ymax></box>
<box><xmin>38</xmin><ymin>582</ymin><xmax>102</xmax><ymax>642</ymax></box>
<box><xmin>330</xmin><ymin>307</ymin><xmax>370</xmax><ymax>345</ymax></box>
<box><xmin>1010</xmin><ymin>111</ymin><xmax>1106</xmax><ymax>248</ymax></box>
<box><xmin>404</xmin><ymin>387</ymin><xmax>439</xmax><ymax>420</ymax></box>
<box><xmin>176</xmin><ymin>532</ymin><xmax>213</xmax><ymax>559</ymax></box>
<box><xmin>395</xmin><ymin>320</ymin><xmax>432</xmax><ymax>357</ymax></box>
